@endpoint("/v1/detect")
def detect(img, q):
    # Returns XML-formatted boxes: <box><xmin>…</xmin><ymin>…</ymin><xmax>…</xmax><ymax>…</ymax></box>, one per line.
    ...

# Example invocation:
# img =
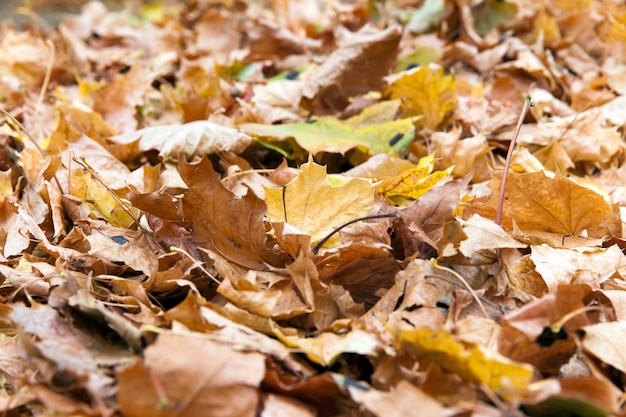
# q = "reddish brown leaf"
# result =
<box><xmin>179</xmin><ymin>155</ymin><xmax>288</xmax><ymax>269</ymax></box>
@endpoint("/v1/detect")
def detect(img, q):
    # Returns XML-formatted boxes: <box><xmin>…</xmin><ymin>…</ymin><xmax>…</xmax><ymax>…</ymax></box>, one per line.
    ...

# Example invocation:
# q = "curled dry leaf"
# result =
<box><xmin>300</xmin><ymin>24</ymin><xmax>402</xmax><ymax>113</ymax></box>
<box><xmin>110</xmin><ymin>121</ymin><xmax>253</xmax><ymax>161</ymax></box>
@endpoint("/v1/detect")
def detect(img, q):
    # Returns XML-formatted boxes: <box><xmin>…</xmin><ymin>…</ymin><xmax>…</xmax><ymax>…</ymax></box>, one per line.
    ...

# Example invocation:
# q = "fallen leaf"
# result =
<box><xmin>582</xmin><ymin>321</ymin><xmax>626</xmax><ymax>374</ymax></box>
<box><xmin>179</xmin><ymin>154</ymin><xmax>288</xmax><ymax>269</ymax></box>
<box><xmin>110</xmin><ymin>121</ymin><xmax>253</xmax><ymax>161</ymax></box>
<box><xmin>530</xmin><ymin>244</ymin><xmax>626</xmax><ymax>291</ymax></box>
<box><xmin>429</xmin><ymin>129</ymin><xmax>491</xmax><ymax>180</ymax></box>
<box><xmin>271</xmin><ymin>321</ymin><xmax>382</xmax><ymax>366</ymax></box>
<box><xmin>498</xmin><ymin>285</ymin><xmax>593</xmax><ymax>374</ymax></box>
<box><xmin>261</xmin><ymin>394</ymin><xmax>315</xmax><ymax>417</ymax></box>
<box><xmin>398</xmin><ymin>174</ymin><xmax>471</xmax><ymax>250</ymax></box>
<box><xmin>11</xmin><ymin>300</ymin><xmax>135</xmax><ymax>414</ymax></box>
<box><xmin>462</xmin><ymin>170</ymin><xmax>616</xmax><ymax>238</ymax></box>
<box><xmin>457</xmin><ymin>214</ymin><xmax>527</xmax><ymax>258</ymax></box>
<box><xmin>211</xmin><ymin>251</ymin><xmax>311</xmax><ymax>319</ymax></box>
<box><xmin>405</xmin><ymin>0</ymin><xmax>446</xmax><ymax>34</ymax></box>
<box><xmin>118</xmin><ymin>332</ymin><xmax>266</xmax><ymax>417</ymax></box>
<box><xmin>385</xmin><ymin>63</ymin><xmax>457</xmax><ymax>130</ymax></box>
<box><xmin>265</xmin><ymin>156</ymin><xmax>376</xmax><ymax>250</ymax></box>
<box><xmin>92</xmin><ymin>65</ymin><xmax>154</xmax><ymax>132</ymax></box>
<box><xmin>377</xmin><ymin>154</ymin><xmax>451</xmax><ymax>204</ymax></box>
<box><xmin>242</xmin><ymin>102</ymin><xmax>415</xmax><ymax>160</ymax></box>
<box><xmin>523</xmin><ymin>377</ymin><xmax>619</xmax><ymax>417</ymax></box>
<box><xmin>349</xmin><ymin>380</ymin><xmax>447</xmax><ymax>417</ymax></box>
<box><xmin>300</xmin><ymin>24</ymin><xmax>402</xmax><ymax>113</ymax></box>
<box><xmin>472</xmin><ymin>0</ymin><xmax>518</xmax><ymax>37</ymax></box>
<box><xmin>391</xmin><ymin>326</ymin><xmax>535</xmax><ymax>395</ymax></box>
<box><xmin>69</xmin><ymin>171</ymin><xmax>137</xmax><ymax>227</ymax></box>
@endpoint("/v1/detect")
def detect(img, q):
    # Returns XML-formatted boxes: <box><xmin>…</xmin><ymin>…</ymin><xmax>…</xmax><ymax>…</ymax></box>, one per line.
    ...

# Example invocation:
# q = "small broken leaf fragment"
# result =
<box><xmin>392</xmin><ymin>326</ymin><xmax>534</xmax><ymax>395</ymax></box>
<box><xmin>386</xmin><ymin>64</ymin><xmax>457</xmax><ymax>130</ymax></box>
<box><xmin>265</xmin><ymin>156</ymin><xmax>376</xmax><ymax>249</ymax></box>
<box><xmin>377</xmin><ymin>153</ymin><xmax>451</xmax><ymax>204</ymax></box>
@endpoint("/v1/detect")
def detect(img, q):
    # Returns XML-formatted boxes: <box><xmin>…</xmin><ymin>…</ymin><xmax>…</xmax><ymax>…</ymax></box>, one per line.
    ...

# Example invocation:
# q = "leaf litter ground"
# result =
<box><xmin>2</xmin><ymin>0</ymin><xmax>626</xmax><ymax>416</ymax></box>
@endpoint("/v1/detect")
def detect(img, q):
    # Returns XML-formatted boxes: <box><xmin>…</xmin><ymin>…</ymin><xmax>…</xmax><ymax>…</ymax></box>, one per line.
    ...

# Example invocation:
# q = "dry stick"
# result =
<box><xmin>71</xmin><ymin>155</ymin><xmax>166</xmax><ymax>253</ymax></box>
<box><xmin>430</xmin><ymin>259</ymin><xmax>490</xmax><ymax>319</ymax></box>
<box><xmin>72</xmin><ymin>155</ymin><xmax>145</xmax><ymax>229</ymax></box>
<box><xmin>169</xmin><ymin>246</ymin><xmax>220</xmax><ymax>285</ymax></box>
<box><xmin>0</xmin><ymin>108</ymin><xmax>64</xmax><ymax>192</ymax></box>
<box><xmin>550</xmin><ymin>305</ymin><xmax>608</xmax><ymax>333</ymax></box>
<box><xmin>311</xmin><ymin>212</ymin><xmax>400</xmax><ymax>255</ymax></box>
<box><xmin>34</xmin><ymin>39</ymin><xmax>55</xmax><ymax>122</ymax></box>
<box><xmin>496</xmin><ymin>94</ymin><xmax>535</xmax><ymax>226</ymax></box>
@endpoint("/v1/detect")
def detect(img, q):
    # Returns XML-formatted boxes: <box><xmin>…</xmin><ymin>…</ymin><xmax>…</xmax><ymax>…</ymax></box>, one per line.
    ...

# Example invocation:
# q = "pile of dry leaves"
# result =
<box><xmin>2</xmin><ymin>0</ymin><xmax>626</xmax><ymax>415</ymax></box>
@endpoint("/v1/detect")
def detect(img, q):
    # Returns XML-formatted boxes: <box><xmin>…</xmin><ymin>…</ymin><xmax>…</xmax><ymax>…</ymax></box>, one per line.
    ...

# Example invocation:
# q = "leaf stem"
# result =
<box><xmin>496</xmin><ymin>94</ymin><xmax>534</xmax><ymax>226</ymax></box>
<box><xmin>311</xmin><ymin>212</ymin><xmax>399</xmax><ymax>254</ymax></box>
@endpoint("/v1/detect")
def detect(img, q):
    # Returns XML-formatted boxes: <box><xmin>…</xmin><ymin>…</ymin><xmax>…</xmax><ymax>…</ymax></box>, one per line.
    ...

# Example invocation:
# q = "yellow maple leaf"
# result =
<box><xmin>385</xmin><ymin>64</ymin><xmax>457</xmax><ymax>130</ymax></box>
<box><xmin>265</xmin><ymin>156</ymin><xmax>376</xmax><ymax>249</ymax></box>
<box><xmin>391</xmin><ymin>326</ymin><xmax>534</xmax><ymax>396</ymax></box>
<box><xmin>70</xmin><ymin>172</ymin><xmax>137</xmax><ymax>228</ymax></box>
<box><xmin>377</xmin><ymin>154</ymin><xmax>451</xmax><ymax>204</ymax></box>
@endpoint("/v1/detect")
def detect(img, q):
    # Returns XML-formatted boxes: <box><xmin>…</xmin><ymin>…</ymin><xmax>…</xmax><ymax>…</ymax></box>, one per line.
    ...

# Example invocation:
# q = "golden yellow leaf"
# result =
<box><xmin>462</xmin><ymin>170</ymin><xmax>615</xmax><ymax>238</ymax></box>
<box><xmin>377</xmin><ymin>153</ymin><xmax>451</xmax><ymax>204</ymax></box>
<box><xmin>392</xmin><ymin>326</ymin><xmax>534</xmax><ymax>395</ymax></box>
<box><xmin>386</xmin><ymin>64</ymin><xmax>457</xmax><ymax>130</ymax></box>
<box><xmin>270</xmin><ymin>321</ymin><xmax>381</xmax><ymax>366</ymax></box>
<box><xmin>265</xmin><ymin>156</ymin><xmax>376</xmax><ymax>249</ymax></box>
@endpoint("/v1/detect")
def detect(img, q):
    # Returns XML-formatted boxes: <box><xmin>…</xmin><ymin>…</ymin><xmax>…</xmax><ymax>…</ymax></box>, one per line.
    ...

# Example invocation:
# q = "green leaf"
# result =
<box><xmin>472</xmin><ymin>0</ymin><xmax>518</xmax><ymax>37</ymax></box>
<box><xmin>405</xmin><ymin>0</ymin><xmax>445</xmax><ymax>34</ymax></box>
<box><xmin>241</xmin><ymin>101</ymin><xmax>416</xmax><ymax>160</ymax></box>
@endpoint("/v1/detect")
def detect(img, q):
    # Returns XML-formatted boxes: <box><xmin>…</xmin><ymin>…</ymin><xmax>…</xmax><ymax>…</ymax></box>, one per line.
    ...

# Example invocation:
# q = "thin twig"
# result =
<box><xmin>72</xmin><ymin>155</ymin><xmax>144</xmax><ymax>230</ymax></box>
<box><xmin>169</xmin><ymin>246</ymin><xmax>220</xmax><ymax>285</ymax></box>
<box><xmin>34</xmin><ymin>39</ymin><xmax>55</xmax><ymax>121</ymax></box>
<box><xmin>496</xmin><ymin>94</ymin><xmax>534</xmax><ymax>226</ymax></box>
<box><xmin>430</xmin><ymin>259</ymin><xmax>490</xmax><ymax>319</ymax></box>
<box><xmin>312</xmin><ymin>212</ymin><xmax>399</xmax><ymax>254</ymax></box>
<box><xmin>0</xmin><ymin>108</ymin><xmax>64</xmax><ymax>192</ymax></box>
